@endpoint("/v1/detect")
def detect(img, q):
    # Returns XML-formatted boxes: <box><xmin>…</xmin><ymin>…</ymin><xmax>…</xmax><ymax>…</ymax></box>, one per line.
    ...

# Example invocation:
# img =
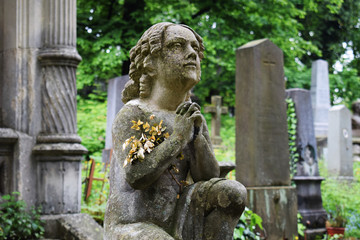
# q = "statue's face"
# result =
<box><xmin>155</xmin><ymin>25</ymin><xmax>201</xmax><ymax>92</ymax></box>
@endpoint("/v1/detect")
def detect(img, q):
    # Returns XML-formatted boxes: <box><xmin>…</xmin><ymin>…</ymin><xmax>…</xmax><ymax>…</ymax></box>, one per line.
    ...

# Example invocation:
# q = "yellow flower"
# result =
<box><xmin>131</xmin><ymin>120</ymin><xmax>143</xmax><ymax>130</ymax></box>
<box><xmin>149</xmin><ymin>115</ymin><xmax>155</xmax><ymax>120</ymax></box>
<box><xmin>143</xmin><ymin>122</ymin><xmax>150</xmax><ymax>132</ymax></box>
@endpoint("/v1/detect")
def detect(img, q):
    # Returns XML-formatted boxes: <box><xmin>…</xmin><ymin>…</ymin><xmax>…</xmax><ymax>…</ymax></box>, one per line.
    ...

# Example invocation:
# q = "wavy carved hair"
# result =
<box><xmin>121</xmin><ymin>22</ymin><xmax>205</xmax><ymax>103</ymax></box>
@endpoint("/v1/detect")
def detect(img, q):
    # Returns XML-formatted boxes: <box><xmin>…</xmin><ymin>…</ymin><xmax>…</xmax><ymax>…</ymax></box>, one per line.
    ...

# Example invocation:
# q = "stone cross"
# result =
<box><xmin>204</xmin><ymin>95</ymin><xmax>228</xmax><ymax>146</ymax></box>
<box><xmin>310</xmin><ymin>60</ymin><xmax>331</xmax><ymax>138</ymax></box>
<box><xmin>286</xmin><ymin>89</ymin><xmax>327</xmax><ymax>237</ymax></box>
<box><xmin>328</xmin><ymin>105</ymin><xmax>353</xmax><ymax>179</ymax></box>
<box><xmin>236</xmin><ymin>39</ymin><xmax>297</xmax><ymax>238</ymax></box>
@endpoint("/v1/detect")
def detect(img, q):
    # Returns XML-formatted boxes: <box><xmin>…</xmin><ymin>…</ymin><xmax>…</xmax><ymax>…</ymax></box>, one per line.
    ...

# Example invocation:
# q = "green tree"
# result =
<box><xmin>77</xmin><ymin>0</ymin><xmax>324</xmax><ymax>106</ymax></box>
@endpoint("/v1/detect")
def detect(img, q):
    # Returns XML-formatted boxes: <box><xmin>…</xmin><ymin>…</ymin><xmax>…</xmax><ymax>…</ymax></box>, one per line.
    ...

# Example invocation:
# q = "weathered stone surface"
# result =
<box><xmin>247</xmin><ymin>186</ymin><xmax>298</xmax><ymax>240</ymax></box>
<box><xmin>0</xmin><ymin>128</ymin><xmax>37</xmax><ymax>207</ymax></box>
<box><xmin>235</xmin><ymin>39</ymin><xmax>297</xmax><ymax>239</ymax></box>
<box><xmin>105</xmin><ymin>22</ymin><xmax>246</xmax><ymax>240</ymax></box>
<box><xmin>1</xmin><ymin>1</ymin><xmax>101</xmax><ymax>239</ymax></box>
<box><xmin>328</xmin><ymin>105</ymin><xmax>353</xmax><ymax>178</ymax></box>
<box><xmin>42</xmin><ymin>214</ymin><xmax>104</xmax><ymax>240</ymax></box>
<box><xmin>218</xmin><ymin>161</ymin><xmax>236</xmax><ymax>178</ymax></box>
<box><xmin>286</xmin><ymin>89</ymin><xmax>319</xmax><ymax>176</ymax></box>
<box><xmin>285</xmin><ymin>89</ymin><xmax>327</xmax><ymax>238</ymax></box>
<box><xmin>310</xmin><ymin>60</ymin><xmax>331</xmax><ymax>138</ymax></box>
<box><xmin>235</xmin><ymin>39</ymin><xmax>290</xmax><ymax>187</ymax></box>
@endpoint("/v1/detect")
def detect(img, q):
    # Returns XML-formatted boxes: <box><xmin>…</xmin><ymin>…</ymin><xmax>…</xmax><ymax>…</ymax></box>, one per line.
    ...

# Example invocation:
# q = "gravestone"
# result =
<box><xmin>0</xmin><ymin>0</ymin><xmax>103</xmax><ymax>238</ymax></box>
<box><xmin>102</xmin><ymin>75</ymin><xmax>129</xmax><ymax>164</ymax></box>
<box><xmin>236</xmin><ymin>39</ymin><xmax>297</xmax><ymax>239</ymax></box>
<box><xmin>351</xmin><ymin>100</ymin><xmax>360</xmax><ymax>162</ymax></box>
<box><xmin>328</xmin><ymin>105</ymin><xmax>353</xmax><ymax>179</ymax></box>
<box><xmin>286</xmin><ymin>89</ymin><xmax>327</xmax><ymax>239</ymax></box>
<box><xmin>204</xmin><ymin>95</ymin><xmax>228</xmax><ymax>146</ymax></box>
<box><xmin>310</xmin><ymin>60</ymin><xmax>331</xmax><ymax>138</ymax></box>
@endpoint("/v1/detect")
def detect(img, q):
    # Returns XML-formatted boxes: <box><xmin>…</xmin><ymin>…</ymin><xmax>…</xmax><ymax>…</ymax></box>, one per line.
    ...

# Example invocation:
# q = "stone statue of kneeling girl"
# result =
<box><xmin>104</xmin><ymin>22</ymin><xmax>247</xmax><ymax>240</ymax></box>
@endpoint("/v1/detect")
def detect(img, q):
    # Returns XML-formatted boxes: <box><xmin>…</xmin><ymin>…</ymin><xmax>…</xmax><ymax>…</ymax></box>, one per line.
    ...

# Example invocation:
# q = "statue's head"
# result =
<box><xmin>122</xmin><ymin>22</ymin><xmax>205</xmax><ymax>103</ymax></box>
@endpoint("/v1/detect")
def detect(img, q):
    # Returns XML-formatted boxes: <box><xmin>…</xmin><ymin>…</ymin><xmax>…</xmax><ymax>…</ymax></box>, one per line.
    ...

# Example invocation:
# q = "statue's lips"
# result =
<box><xmin>184</xmin><ymin>62</ymin><xmax>197</xmax><ymax>68</ymax></box>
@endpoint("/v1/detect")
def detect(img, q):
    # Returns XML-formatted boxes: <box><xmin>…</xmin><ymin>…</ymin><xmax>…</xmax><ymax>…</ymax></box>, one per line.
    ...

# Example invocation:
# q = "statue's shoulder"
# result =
<box><xmin>116</xmin><ymin>99</ymin><xmax>144</xmax><ymax>118</ymax></box>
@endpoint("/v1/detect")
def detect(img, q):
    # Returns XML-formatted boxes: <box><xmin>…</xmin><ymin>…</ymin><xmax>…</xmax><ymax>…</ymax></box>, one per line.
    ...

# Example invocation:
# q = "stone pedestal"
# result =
<box><xmin>33</xmin><ymin>135</ymin><xmax>87</xmax><ymax>214</ymax></box>
<box><xmin>247</xmin><ymin>187</ymin><xmax>298</xmax><ymax>240</ymax></box>
<box><xmin>293</xmin><ymin>177</ymin><xmax>327</xmax><ymax>238</ymax></box>
<box><xmin>0</xmin><ymin>128</ymin><xmax>18</xmax><ymax>196</ymax></box>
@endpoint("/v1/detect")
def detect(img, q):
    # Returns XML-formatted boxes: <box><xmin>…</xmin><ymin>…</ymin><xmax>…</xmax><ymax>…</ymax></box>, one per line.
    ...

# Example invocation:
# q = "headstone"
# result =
<box><xmin>102</xmin><ymin>75</ymin><xmax>129</xmax><ymax>164</ymax></box>
<box><xmin>0</xmin><ymin>0</ymin><xmax>103</xmax><ymax>238</ymax></box>
<box><xmin>236</xmin><ymin>39</ymin><xmax>297</xmax><ymax>239</ymax></box>
<box><xmin>286</xmin><ymin>89</ymin><xmax>327</xmax><ymax>239</ymax></box>
<box><xmin>351</xmin><ymin>100</ymin><xmax>360</xmax><ymax>162</ymax></box>
<box><xmin>328</xmin><ymin>105</ymin><xmax>353</xmax><ymax>179</ymax></box>
<box><xmin>204</xmin><ymin>95</ymin><xmax>228</xmax><ymax>146</ymax></box>
<box><xmin>310</xmin><ymin>60</ymin><xmax>331</xmax><ymax>138</ymax></box>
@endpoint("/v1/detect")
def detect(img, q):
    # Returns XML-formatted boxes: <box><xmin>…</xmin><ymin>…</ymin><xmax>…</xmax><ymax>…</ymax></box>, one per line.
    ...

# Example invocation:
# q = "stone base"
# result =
<box><xmin>218</xmin><ymin>161</ymin><xmax>236</xmax><ymax>178</ymax></box>
<box><xmin>247</xmin><ymin>186</ymin><xmax>298</xmax><ymax>240</ymax></box>
<box><xmin>41</xmin><ymin>213</ymin><xmax>103</xmax><ymax>240</ymax></box>
<box><xmin>304</xmin><ymin>228</ymin><xmax>326</xmax><ymax>240</ymax></box>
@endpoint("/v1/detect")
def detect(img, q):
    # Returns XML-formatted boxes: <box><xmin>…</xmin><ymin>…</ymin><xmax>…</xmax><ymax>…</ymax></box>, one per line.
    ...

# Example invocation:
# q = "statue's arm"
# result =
<box><xmin>190</xmin><ymin>114</ymin><xmax>220</xmax><ymax>182</ymax></box>
<box><xmin>178</xmin><ymin>103</ymin><xmax>219</xmax><ymax>182</ymax></box>
<box><xmin>112</xmin><ymin>105</ymin><xmax>191</xmax><ymax>190</ymax></box>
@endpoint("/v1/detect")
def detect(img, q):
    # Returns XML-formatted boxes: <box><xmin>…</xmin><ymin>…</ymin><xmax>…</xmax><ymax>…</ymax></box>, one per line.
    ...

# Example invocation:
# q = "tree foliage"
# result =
<box><xmin>77</xmin><ymin>0</ymin><xmax>360</xmax><ymax>107</ymax></box>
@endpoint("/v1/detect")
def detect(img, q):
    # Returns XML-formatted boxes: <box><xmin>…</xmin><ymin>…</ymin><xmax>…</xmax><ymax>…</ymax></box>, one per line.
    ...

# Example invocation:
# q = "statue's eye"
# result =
<box><xmin>192</xmin><ymin>46</ymin><xmax>199</xmax><ymax>52</ymax></box>
<box><xmin>173</xmin><ymin>42</ymin><xmax>182</xmax><ymax>48</ymax></box>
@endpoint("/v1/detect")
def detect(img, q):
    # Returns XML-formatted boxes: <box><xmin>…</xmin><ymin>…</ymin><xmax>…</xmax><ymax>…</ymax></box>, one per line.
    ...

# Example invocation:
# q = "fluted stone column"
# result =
<box><xmin>33</xmin><ymin>0</ymin><xmax>87</xmax><ymax>214</ymax></box>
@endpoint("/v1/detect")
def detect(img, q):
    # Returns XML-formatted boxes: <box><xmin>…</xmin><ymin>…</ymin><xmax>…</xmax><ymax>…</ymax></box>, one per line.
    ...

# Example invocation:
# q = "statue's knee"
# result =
<box><xmin>212</xmin><ymin>180</ymin><xmax>247</xmax><ymax>215</ymax></box>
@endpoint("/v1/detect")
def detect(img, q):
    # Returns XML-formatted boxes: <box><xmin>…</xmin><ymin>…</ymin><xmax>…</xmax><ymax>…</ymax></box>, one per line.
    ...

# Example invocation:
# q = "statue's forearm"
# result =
<box><xmin>190</xmin><ymin>134</ymin><xmax>220</xmax><ymax>182</ymax></box>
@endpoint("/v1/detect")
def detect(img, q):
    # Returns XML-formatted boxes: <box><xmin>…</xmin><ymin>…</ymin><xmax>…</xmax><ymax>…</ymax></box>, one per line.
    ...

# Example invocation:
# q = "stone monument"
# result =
<box><xmin>351</xmin><ymin>100</ymin><xmax>360</xmax><ymax>136</ymax></box>
<box><xmin>310</xmin><ymin>60</ymin><xmax>331</xmax><ymax>138</ymax></box>
<box><xmin>351</xmin><ymin>100</ymin><xmax>360</xmax><ymax>162</ymax></box>
<box><xmin>0</xmin><ymin>0</ymin><xmax>103</xmax><ymax>238</ymax></box>
<box><xmin>104</xmin><ymin>22</ymin><xmax>247</xmax><ymax>240</ymax></box>
<box><xmin>328</xmin><ymin>105</ymin><xmax>353</xmax><ymax>179</ymax></box>
<box><xmin>204</xmin><ymin>95</ymin><xmax>228</xmax><ymax>146</ymax></box>
<box><xmin>102</xmin><ymin>75</ymin><xmax>129</xmax><ymax>164</ymax></box>
<box><xmin>286</xmin><ymin>89</ymin><xmax>327</xmax><ymax>239</ymax></box>
<box><xmin>236</xmin><ymin>39</ymin><xmax>297</xmax><ymax>239</ymax></box>
<box><xmin>310</xmin><ymin>60</ymin><xmax>331</xmax><ymax>160</ymax></box>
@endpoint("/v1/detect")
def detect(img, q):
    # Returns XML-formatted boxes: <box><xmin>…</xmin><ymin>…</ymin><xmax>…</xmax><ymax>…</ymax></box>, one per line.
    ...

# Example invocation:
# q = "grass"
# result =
<box><xmin>319</xmin><ymin>160</ymin><xmax>360</xmax><ymax>238</ymax></box>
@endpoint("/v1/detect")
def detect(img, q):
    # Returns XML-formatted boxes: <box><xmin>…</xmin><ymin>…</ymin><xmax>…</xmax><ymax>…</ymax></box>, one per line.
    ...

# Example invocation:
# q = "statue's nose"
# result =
<box><xmin>186</xmin><ymin>45</ymin><xmax>197</xmax><ymax>60</ymax></box>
